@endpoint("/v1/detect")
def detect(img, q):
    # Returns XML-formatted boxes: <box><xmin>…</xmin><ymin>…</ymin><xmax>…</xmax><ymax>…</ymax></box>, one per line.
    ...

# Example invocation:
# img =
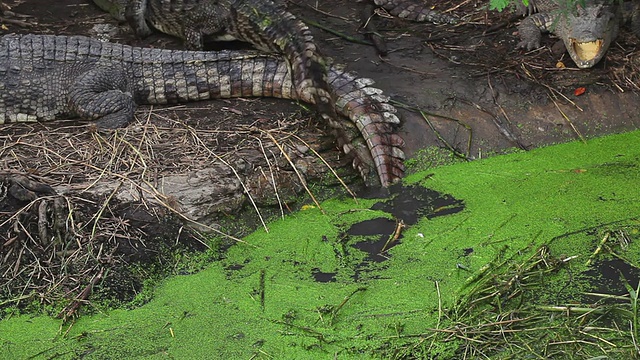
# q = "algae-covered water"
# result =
<box><xmin>2</xmin><ymin>130</ymin><xmax>640</xmax><ymax>359</ymax></box>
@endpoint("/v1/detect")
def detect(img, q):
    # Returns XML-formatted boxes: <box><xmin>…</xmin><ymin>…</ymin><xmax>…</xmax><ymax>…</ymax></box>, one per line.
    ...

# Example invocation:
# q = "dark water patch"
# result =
<box><xmin>346</xmin><ymin>218</ymin><xmax>396</xmax><ymax>279</ymax></box>
<box><xmin>225</xmin><ymin>264</ymin><xmax>245</xmax><ymax>271</ymax></box>
<box><xmin>352</xmin><ymin>238</ymin><xmax>398</xmax><ymax>263</ymax></box>
<box><xmin>370</xmin><ymin>184</ymin><xmax>464</xmax><ymax>225</ymax></box>
<box><xmin>583</xmin><ymin>258</ymin><xmax>640</xmax><ymax>301</ymax></box>
<box><xmin>348</xmin><ymin>217</ymin><xmax>398</xmax><ymax>237</ymax></box>
<box><xmin>338</xmin><ymin>185</ymin><xmax>465</xmax><ymax>280</ymax></box>
<box><xmin>349</xmin><ymin>218</ymin><xmax>399</xmax><ymax>263</ymax></box>
<box><xmin>351</xmin><ymin>185</ymin><xmax>463</xmax><ymax>260</ymax></box>
<box><xmin>311</xmin><ymin>268</ymin><xmax>337</xmax><ymax>282</ymax></box>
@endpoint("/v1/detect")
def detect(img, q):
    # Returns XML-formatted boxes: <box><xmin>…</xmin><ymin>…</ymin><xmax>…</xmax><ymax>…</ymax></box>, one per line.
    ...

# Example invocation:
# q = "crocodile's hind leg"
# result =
<box><xmin>68</xmin><ymin>66</ymin><xmax>137</xmax><ymax>128</ymax></box>
<box><xmin>229</xmin><ymin>1</ymin><xmax>338</xmax><ymax>131</ymax></box>
<box><xmin>182</xmin><ymin>2</ymin><xmax>230</xmax><ymax>50</ymax></box>
<box><xmin>295</xmin><ymin>54</ymin><xmax>336</xmax><ymax>126</ymax></box>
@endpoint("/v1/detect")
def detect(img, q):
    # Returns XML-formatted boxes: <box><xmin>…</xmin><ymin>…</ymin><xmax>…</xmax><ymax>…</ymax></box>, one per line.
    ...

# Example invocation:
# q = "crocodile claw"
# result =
<box><xmin>517</xmin><ymin>38</ymin><xmax>541</xmax><ymax>51</ymax></box>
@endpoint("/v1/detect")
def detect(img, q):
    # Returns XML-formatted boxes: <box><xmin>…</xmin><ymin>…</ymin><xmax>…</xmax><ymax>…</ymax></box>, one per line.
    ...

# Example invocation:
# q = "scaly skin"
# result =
<box><xmin>0</xmin><ymin>34</ymin><xmax>404</xmax><ymax>186</ymax></box>
<box><xmin>100</xmin><ymin>0</ymin><xmax>337</xmax><ymax>136</ymax></box>
<box><xmin>517</xmin><ymin>0</ymin><xmax>621</xmax><ymax>68</ymax></box>
<box><xmin>329</xmin><ymin>65</ymin><xmax>405</xmax><ymax>185</ymax></box>
<box><xmin>91</xmin><ymin>0</ymin><xmax>403</xmax><ymax>185</ymax></box>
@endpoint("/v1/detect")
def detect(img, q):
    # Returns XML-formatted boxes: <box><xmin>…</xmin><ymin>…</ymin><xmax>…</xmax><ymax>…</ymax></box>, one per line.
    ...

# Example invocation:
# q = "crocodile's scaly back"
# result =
<box><xmin>119</xmin><ymin>0</ymin><xmax>336</xmax><ymax>129</ymax></box>
<box><xmin>0</xmin><ymin>34</ymin><xmax>295</xmax><ymax>126</ymax></box>
<box><xmin>0</xmin><ymin>34</ymin><xmax>403</xmax><ymax>186</ymax></box>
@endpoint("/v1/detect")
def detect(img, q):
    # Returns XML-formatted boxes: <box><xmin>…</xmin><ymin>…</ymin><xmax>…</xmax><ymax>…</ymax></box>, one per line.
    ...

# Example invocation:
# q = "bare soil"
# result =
<box><xmin>1</xmin><ymin>0</ymin><xmax>639</xmax><ymax>313</ymax></box>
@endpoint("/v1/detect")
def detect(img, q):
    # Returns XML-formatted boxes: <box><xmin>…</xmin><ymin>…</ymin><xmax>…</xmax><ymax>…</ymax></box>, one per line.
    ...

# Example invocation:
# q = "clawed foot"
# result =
<box><xmin>517</xmin><ymin>39</ymin><xmax>542</xmax><ymax>51</ymax></box>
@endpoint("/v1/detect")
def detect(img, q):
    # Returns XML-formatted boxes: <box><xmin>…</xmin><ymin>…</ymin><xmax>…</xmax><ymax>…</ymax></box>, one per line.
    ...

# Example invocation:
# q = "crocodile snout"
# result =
<box><xmin>570</xmin><ymin>38</ymin><xmax>604</xmax><ymax>68</ymax></box>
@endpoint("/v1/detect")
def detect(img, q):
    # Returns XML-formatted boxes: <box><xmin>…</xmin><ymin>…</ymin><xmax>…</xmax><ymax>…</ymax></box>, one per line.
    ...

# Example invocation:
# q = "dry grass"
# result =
<box><xmin>0</xmin><ymin>101</ymin><xmax>352</xmax><ymax>316</ymax></box>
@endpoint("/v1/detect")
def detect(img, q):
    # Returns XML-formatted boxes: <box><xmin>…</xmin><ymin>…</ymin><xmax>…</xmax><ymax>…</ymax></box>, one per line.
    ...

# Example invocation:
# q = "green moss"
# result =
<box><xmin>2</xmin><ymin>130</ymin><xmax>640</xmax><ymax>359</ymax></box>
<box><xmin>404</xmin><ymin>146</ymin><xmax>467</xmax><ymax>173</ymax></box>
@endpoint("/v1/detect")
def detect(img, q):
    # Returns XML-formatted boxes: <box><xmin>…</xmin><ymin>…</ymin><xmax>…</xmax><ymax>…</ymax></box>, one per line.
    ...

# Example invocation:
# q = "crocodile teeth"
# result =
<box><xmin>571</xmin><ymin>38</ymin><xmax>603</xmax><ymax>61</ymax></box>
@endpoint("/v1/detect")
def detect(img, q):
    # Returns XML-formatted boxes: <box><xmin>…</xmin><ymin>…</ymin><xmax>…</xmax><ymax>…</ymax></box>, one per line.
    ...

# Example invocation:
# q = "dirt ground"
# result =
<box><xmin>1</xmin><ymin>0</ymin><xmax>640</xmax><ymax>313</ymax></box>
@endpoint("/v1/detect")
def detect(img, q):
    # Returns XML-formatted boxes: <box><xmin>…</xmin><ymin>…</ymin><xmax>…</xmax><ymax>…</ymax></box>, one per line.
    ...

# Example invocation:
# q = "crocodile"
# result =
<box><xmin>0</xmin><ymin>33</ymin><xmax>404</xmax><ymax>187</ymax></box>
<box><xmin>91</xmin><ymin>0</ymin><xmax>336</xmax><ymax>136</ymax></box>
<box><xmin>93</xmin><ymin>0</ymin><xmax>460</xmax><ymax>34</ymax></box>
<box><xmin>90</xmin><ymin>0</ymin><xmax>459</xmax><ymax>109</ymax></box>
<box><xmin>516</xmin><ymin>0</ymin><xmax>627</xmax><ymax>68</ymax></box>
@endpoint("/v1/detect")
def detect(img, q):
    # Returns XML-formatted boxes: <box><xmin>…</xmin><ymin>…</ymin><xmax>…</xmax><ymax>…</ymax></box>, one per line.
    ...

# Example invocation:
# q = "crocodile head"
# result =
<box><xmin>562</xmin><ymin>2</ymin><xmax>619</xmax><ymax>69</ymax></box>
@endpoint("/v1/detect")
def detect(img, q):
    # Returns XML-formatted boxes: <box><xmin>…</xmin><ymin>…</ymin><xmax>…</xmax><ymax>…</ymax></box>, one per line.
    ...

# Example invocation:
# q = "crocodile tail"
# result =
<box><xmin>328</xmin><ymin>65</ymin><xmax>405</xmax><ymax>187</ymax></box>
<box><xmin>231</xmin><ymin>1</ymin><xmax>337</xmax><ymax>121</ymax></box>
<box><xmin>373</xmin><ymin>0</ymin><xmax>458</xmax><ymax>24</ymax></box>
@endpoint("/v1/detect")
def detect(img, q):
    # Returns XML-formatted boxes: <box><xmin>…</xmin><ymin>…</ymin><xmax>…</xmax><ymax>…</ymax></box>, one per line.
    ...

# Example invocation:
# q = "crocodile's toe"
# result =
<box><xmin>517</xmin><ymin>39</ymin><xmax>541</xmax><ymax>51</ymax></box>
